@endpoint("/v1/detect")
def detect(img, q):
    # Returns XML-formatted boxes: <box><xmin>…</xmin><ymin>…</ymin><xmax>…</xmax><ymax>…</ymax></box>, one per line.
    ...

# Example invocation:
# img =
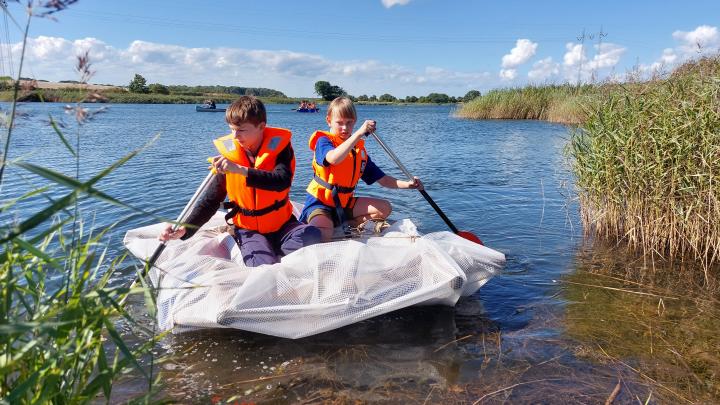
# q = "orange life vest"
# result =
<box><xmin>213</xmin><ymin>127</ymin><xmax>295</xmax><ymax>233</ymax></box>
<box><xmin>306</xmin><ymin>130</ymin><xmax>368</xmax><ymax>208</ymax></box>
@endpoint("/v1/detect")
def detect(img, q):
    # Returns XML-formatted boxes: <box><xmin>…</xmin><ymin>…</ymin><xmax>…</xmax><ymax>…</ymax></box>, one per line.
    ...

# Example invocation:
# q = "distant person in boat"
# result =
<box><xmin>299</xmin><ymin>96</ymin><xmax>423</xmax><ymax>241</ymax></box>
<box><xmin>308</xmin><ymin>102</ymin><xmax>317</xmax><ymax>111</ymax></box>
<box><xmin>202</xmin><ymin>99</ymin><xmax>216</xmax><ymax>109</ymax></box>
<box><xmin>159</xmin><ymin>96</ymin><xmax>321</xmax><ymax>266</ymax></box>
<box><xmin>298</xmin><ymin>100</ymin><xmax>308</xmax><ymax>110</ymax></box>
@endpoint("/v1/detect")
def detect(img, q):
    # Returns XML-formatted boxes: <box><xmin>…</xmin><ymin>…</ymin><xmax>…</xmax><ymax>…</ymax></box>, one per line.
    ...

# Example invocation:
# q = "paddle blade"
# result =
<box><xmin>458</xmin><ymin>231</ymin><xmax>483</xmax><ymax>245</ymax></box>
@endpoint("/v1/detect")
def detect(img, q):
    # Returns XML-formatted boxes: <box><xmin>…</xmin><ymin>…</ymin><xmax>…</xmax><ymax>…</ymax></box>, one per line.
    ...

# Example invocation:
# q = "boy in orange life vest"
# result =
<box><xmin>159</xmin><ymin>96</ymin><xmax>321</xmax><ymax>266</ymax></box>
<box><xmin>299</xmin><ymin>96</ymin><xmax>424</xmax><ymax>241</ymax></box>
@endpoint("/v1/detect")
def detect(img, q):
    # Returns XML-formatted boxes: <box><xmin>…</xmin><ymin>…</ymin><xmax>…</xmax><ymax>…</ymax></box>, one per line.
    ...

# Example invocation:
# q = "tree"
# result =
<box><xmin>378</xmin><ymin>93</ymin><xmax>397</xmax><ymax>102</ymax></box>
<box><xmin>463</xmin><ymin>90</ymin><xmax>481</xmax><ymax>102</ymax></box>
<box><xmin>405</xmin><ymin>95</ymin><xmax>418</xmax><ymax>103</ymax></box>
<box><xmin>369</xmin><ymin>95</ymin><xmax>378</xmax><ymax>102</ymax></box>
<box><xmin>421</xmin><ymin>93</ymin><xmax>451</xmax><ymax>103</ymax></box>
<box><xmin>128</xmin><ymin>73</ymin><xmax>148</xmax><ymax>93</ymax></box>
<box><xmin>148</xmin><ymin>83</ymin><xmax>169</xmax><ymax>95</ymax></box>
<box><xmin>314</xmin><ymin>80</ymin><xmax>346</xmax><ymax>101</ymax></box>
<box><xmin>357</xmin><ymin>94</ymin><xmax>369</xmax><ymax>101</ymax></box>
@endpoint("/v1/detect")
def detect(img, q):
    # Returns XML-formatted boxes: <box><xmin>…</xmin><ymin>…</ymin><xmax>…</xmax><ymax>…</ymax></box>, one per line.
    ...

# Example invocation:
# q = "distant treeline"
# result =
<box><xmin>164</xmin><ymin>85</ymin><xmax>286</xmax><ymax>98</ymax></box>
<box><xmin>0</xmin><ymin>73</ymin><xmax>478</xmax><ymax>105</ymax></box>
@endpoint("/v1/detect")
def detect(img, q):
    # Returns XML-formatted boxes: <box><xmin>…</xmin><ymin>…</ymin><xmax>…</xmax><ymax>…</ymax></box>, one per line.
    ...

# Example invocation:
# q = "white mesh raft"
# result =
<box><xmin>123</xmin><ymin>207</ymin><xmax>506</xmax><ymax>339</ymax></box>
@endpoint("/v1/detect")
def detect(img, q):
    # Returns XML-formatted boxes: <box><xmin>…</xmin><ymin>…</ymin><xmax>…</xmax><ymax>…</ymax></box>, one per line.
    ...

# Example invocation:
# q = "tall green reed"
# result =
<box><xmin>569</xmin><ymin>56</ymin><xmax>720</xmax><ymax>282</ymax></box>
<box><xmin>1</xmin><ymin>1</ymin><xmax>160</xmax><ymax>402</ymax></box>
<box><xmin>454</xmin><ymin>83</ymin><xmax>598</xmax><ymax>124</ymax></box>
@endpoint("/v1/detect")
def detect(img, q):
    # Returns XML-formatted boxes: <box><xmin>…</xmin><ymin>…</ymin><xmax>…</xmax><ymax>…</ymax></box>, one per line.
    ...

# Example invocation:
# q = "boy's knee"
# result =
<box><xmin>299</xmin><ymin>224</ymin><xmax>322</xmax><ymax>246</ymax></box>
<box><xmin>374</xmin><ymin>200</ymin><xmax>392</xmax><ymax>219</ymax></box>
<box><xmin>243</xmin><ymin>250</ymin><xmax>278</xmax><ymax>267</ymax></box>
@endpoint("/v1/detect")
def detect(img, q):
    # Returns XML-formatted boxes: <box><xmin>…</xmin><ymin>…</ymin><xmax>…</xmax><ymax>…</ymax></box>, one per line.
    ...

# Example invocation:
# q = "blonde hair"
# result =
<box><xmin>225</xmin><ymin>96</ymin><xmax>266</xmax><ymax>126</ymax></box>
<box><xmin>326</xmin><ymin>97</ymin><xmax>356</xmax><ymax>121</ymax></box>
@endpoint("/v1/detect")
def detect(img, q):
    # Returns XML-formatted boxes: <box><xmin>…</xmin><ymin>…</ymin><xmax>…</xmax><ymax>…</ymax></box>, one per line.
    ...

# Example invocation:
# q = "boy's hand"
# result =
<box><xmin>159</xmin><ymin>224</ymin><xmax>186</xmax><ymax>241</ymax></box>
<box><xmin>407</xmin><ymin>176</ymin><xmax>424</xmax><ymax>190</ymax></box>
<box><xmin>358</xmin><ymin>120</ymin><xmax>376</xmax><ymax>136</ymax></box>
<box><xmin>209</xmin><ymin>156</ymin><xmax>248</xmax><ymax>175</ymax></box>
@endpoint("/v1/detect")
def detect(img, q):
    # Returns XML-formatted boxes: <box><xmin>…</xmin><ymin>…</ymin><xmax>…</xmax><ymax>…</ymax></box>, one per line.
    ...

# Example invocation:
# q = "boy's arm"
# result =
<box><xmin>324</xmin><ymin>120</ymin><xmax>376</xmax><ymax>165</ymax></box>
<box><xmin>363</xmin><ymin>155</ymin><xmax>423</xmax><ymax>190</ymax></box>
<box><xmin>324</xmin><ymin>132</ymin><xmax>364</xmax><ymax>165</ymax></box>
<box><xmin>245</xmin><ymin>144</ymin><xmax>294</xmax><ymax>191</ymax></box>
<box><xmin>180</xmin><ymin>174</ymin><xmax>228</xmax><ymax>239</ymax></box>
<box><xmin>377</xmin><ymin>175</ymin><xmax>423</xmax><ymax>190</ymax></box>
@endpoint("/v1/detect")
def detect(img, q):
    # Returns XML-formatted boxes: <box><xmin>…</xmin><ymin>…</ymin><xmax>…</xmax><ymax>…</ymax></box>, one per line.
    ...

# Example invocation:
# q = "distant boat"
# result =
<box><xmin>196</xmin><ymin>106</ymin><xmax>226</xmax><ymax>112</ymax></box>
<box><xmin>296</xmin><ymin>107</ymin><xmax>320</xmax><ymax>113</ymax></box>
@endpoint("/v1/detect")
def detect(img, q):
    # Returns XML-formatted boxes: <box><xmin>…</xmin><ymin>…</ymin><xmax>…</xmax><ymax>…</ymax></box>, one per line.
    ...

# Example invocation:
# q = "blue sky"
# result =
<box><xmin>2</xmin><ymin>0</ymin><xmax>719</xmax><ymax>97</ymax></box>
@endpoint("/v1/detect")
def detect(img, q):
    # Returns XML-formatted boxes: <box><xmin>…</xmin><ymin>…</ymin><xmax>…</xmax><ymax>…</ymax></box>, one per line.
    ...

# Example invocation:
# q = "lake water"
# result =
<box><xmin>3</xmin><ymin>103</ymin><xmax>718</xmax><ymax>403</ymax></box>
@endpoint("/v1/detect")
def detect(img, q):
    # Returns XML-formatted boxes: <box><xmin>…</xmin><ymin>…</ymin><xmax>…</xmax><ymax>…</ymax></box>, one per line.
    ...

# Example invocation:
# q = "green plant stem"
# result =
<box><xmin>0</xmin><ymin>11</ymin><xmax>30</xmax><ymax>190</ymax></box>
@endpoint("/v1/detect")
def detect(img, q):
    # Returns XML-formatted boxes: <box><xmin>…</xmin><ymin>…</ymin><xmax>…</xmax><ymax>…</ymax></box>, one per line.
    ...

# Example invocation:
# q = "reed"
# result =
<box><xmin>1</xmin><ymin>2</ymin><xmax>158</xmax><ymax>402</ymax></box>
<box><xmin>455</xmin><ymin>84</ymin><xmax>597</xmax><ymax>124</ymax></box>
<box><xmin>569</xmin><ymin>56</ymin><xmax>720</xmax><ymax>278</ymax></box>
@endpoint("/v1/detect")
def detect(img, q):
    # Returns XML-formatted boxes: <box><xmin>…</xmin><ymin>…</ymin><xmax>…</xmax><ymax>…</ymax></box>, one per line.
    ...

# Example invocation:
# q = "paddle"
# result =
<box><xmin>120</xmin><ymin>170</ymin><xmax>215</xmax><ymax>306</ymax></box>
<box><xmin>368</xmin><ymin>132</ymin><xmax>483</xmax><ymax>245</ymax></box>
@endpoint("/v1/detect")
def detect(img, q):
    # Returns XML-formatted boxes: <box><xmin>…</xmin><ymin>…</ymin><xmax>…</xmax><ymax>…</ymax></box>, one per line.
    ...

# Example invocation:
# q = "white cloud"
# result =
<box><xmin>528</xmin><ymin>57</ymin><xmax>559</xmax><ymax>82</ymax></box>
<box><xmin>12</xmin><ymin>35</ymin><xmax>492</xmax><ymax>97</ymax></box>
<box><xmin>636</xmin><ymin>25</ymin><xmax>718</xmax><ymax>80</ymax></box>
<box><xmin>586</xmin><ymin>43</ymin><xmax>625</xmax><ymax>71</ymax></box>
<box><xmin>381</xmin><ymin>0</ymin><xmax>411</xmax><ymax>8</ymax></box>
<box><xmin>561</xmin><ymin>41</ymin><xmax>625</xmax><ymax>83</ymax></box>
<box><xmin>499</xmin><ymin>69</ymin><xmax>517</xmax><ymax>81</ymax></box>
<box><xmin>563</xmin><ymin>43</ymin><xmax>583</xmax><ymax>67</ymax></box>
<box><xmin>672</xmin><ymin>25</ymin><xmax>720</xmax><ymax>55</ymax></box>
<box><xmin>659</xmin><ymin>48</ymin><xmax>678</xmax><ymax>65</ymax></box>
<box><xmin>501</xmin><ymin>39</ymin><xmax>538</xmax><ymax>68</ymax></box>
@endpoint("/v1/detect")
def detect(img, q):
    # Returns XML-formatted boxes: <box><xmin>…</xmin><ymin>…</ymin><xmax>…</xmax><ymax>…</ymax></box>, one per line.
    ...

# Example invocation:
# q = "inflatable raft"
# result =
<box><xmin>123</xmin><ymin>206</ymin><xmax>505</xmax><ymax>339</ymax></box>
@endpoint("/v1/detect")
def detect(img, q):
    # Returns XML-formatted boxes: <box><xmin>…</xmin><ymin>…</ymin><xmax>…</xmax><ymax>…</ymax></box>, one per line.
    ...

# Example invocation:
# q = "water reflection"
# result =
<box><xmin>154</xmin><ymin>305</ymin><xmax>494</xmax><ymax>402</ymax></box>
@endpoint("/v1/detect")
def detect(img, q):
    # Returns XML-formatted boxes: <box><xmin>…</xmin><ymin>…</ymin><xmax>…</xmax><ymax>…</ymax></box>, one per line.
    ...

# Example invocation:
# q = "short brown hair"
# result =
<box><xmin>326</xmin><ymin>96</ymin><xmax>356</xmax><ymax>121</ymax></box>
<box><xmin>226</xmin><ymin>96</ymin><xmax>266</xmax><ymax>126</ymax></box>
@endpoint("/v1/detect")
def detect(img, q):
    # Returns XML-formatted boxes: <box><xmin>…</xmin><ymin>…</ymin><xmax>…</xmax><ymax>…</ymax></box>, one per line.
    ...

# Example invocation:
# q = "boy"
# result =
<box><xmin>160</xmin><ymin>96</ymin><xmax>321</xmax><ymax>266</ymax></box>
<box><xmin>299</xmin><ymin>96</ymin><xmax>423</xmax><ymax>241</ymax></box>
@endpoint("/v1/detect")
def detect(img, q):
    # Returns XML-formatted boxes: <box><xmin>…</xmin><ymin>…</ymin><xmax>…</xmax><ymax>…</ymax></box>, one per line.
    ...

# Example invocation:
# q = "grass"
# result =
<box><xmin>1</xmin><ymin>2</ymin><xmax>160</xmax><ymax>402</ymax></box>
<box><xmin>569</xmin><ymin>55</ymin><xmax>720</xmax><ymax>279</ymax></box>
<box><xmin>455</xmin><ymin>83</ymin><xmax>599</xmax><ymax>124</ymax></box>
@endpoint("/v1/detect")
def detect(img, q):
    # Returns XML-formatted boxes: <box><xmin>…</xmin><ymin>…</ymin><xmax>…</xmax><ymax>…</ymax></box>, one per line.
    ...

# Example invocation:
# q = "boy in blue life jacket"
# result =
<box><xmin>160</xmin><ymin>96</ymin><xmax>321</xmax><ymax>266</ymax></box>
<box><xmin>299</xmin><ymin>96</ymin><xmax>423</xmax><ymax>241</ymax></box>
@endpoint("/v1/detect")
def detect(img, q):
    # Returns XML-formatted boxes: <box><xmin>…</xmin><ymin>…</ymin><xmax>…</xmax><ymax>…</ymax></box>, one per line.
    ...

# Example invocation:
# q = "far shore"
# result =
<box><xmin>0</xmin><ymin>80</ymin><xmax>464</xmax><ymax>106</ymax></box>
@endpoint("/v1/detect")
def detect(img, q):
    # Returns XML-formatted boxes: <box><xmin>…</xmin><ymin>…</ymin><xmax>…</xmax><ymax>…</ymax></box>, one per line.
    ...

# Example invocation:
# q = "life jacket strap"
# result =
<box><xmin>313</xmin><ymin>175</ymin><xmax>355</xmax><ymax>194</ymax></box>
<box><xmin>223</xmin><ymin>199</ymin><xmax>287</xmax><ymax>224</ymax></box>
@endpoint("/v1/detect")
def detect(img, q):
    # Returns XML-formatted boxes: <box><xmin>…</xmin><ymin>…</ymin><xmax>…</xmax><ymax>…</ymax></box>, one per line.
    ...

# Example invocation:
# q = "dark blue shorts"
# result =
<box><xmin>232</xmin><ymin>216</ymin><xmax>321</xmax><ymax>267</ymax></box>
<box><xmin>299</xmin><ymin>197</ymin><xmax>357</xmax><ymax>227</ymax></box>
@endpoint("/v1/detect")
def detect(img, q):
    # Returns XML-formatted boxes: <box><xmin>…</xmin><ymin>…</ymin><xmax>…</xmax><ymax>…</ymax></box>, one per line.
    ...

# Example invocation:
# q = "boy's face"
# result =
<box><xmin>230</xmin><ymin>122</ymin><xmax>265</xmax><ymax>153</ymax></box>
<box><xmin>327</xmin><ymin>112</ymin><xmax>356</xmax><ymax>139</ymax></box>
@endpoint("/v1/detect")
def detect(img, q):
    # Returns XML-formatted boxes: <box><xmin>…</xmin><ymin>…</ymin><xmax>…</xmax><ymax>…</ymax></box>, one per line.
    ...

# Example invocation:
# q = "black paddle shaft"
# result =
<box><xmin>368</xmin><ymin>132</ymin><xmax>460</xmax><ymax>234</ymax></box>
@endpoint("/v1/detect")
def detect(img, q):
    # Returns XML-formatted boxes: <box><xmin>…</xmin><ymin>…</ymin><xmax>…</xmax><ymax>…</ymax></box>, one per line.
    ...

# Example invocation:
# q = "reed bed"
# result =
<box><xmin>455</xmin><ymin>84</ymin><xmax>597</xmax><ymax>124</ymax></box>
<box><xmin>1</xmin><ymin>2</ymin><xmax>158</xmax><ymax>402</ymax></box>
<box><xmin>569</xmin><ymin>56</ymin><xmax>720</xmax><ymax>278</ymax></box>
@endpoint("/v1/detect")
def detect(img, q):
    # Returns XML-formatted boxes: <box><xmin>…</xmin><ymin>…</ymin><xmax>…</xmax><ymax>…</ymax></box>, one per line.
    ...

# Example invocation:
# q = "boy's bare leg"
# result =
<box><xmin>308</xmin><ymin>213</ymin><xmax>335</xmax><ymax>242</ymax></box>
<box><xmin>349</xmin><ymin>196</ymin><xmax>392</xmax><ymax>225</ymax></box>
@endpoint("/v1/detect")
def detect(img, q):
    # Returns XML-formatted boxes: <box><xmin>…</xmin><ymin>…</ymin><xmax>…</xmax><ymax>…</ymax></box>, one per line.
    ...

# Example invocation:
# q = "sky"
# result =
<box><xmin>0</xmin><ymin>0</ymin><xmax>718</xmax><ymax>98</ymax></box>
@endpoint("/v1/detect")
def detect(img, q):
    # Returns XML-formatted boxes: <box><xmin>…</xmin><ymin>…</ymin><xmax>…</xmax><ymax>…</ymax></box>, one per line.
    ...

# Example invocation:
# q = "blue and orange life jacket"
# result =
<box><xmin>213</xmin><ymin>127</ymin><xmax>295</xmax><ymax>233</ymax></box>
<box><xmin>306</xmin><ymin>130</ymin><xmax>368</xmax><ymax>208</ymax></box>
